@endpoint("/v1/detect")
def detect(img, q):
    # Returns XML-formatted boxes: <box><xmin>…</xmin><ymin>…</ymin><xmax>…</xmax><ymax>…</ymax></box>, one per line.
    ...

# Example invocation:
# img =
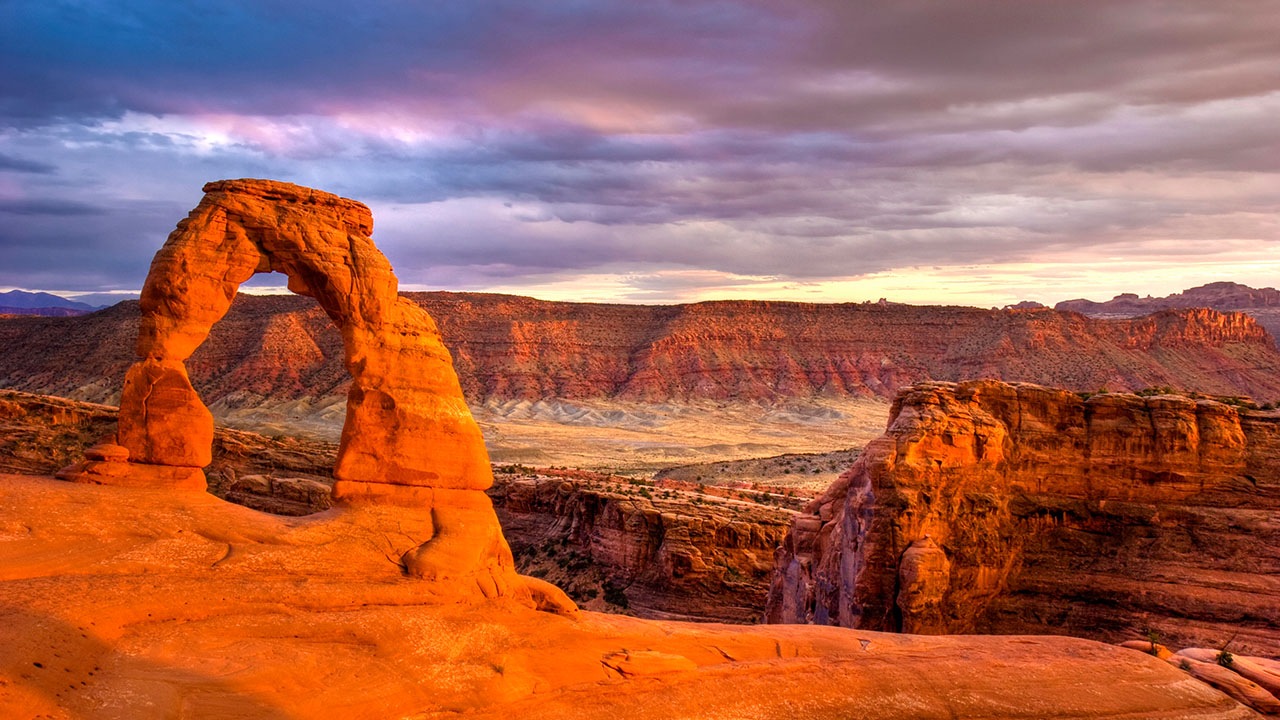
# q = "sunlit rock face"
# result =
<box><xmin>766</xmin><ymin>379</ymin><xmax>1280</xmax><ymax>655</ymax></box>
<box><xmin>9</xmin><ymin>294</ymin><xmax>1280</xmax><ymax>418</ymax></box>
<box><xmin>114</xmin><ymin>179</ymin><xmax>490</xmax><ymax>495</ymax></box>
<box><xmin>56</xmin><ymin>179</ymin><xmax>568</xmax><ymax>603</ymax></box>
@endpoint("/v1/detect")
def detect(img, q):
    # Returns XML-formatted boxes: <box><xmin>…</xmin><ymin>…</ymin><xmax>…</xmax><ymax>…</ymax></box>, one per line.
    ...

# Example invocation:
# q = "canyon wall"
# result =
<box><xmin>766</xmin><ymin>379</ymin><xmax>1280</xmax><ymax>655</ymax></box>
<box><xmin>490</xmin><ymin>473</ymin><xmax>792</xmax><ymax>622</ymax></box>
<box><xmin>4</xmin><ymin>294</ymin><xmax>1280</xmax><ymax>411</ymax></box>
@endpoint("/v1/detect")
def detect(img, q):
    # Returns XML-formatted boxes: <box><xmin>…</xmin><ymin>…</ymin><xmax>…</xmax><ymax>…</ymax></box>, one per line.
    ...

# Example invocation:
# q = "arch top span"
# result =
<box><xmin>100</xmin><ymin>178</ymin><xmax>491</xmax><ymax>497</ymax></box>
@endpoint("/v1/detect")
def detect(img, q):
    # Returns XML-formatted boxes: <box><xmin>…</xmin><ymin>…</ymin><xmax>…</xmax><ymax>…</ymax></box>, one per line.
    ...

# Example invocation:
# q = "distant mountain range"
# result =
<box><xmin>3</xmin><ymin>291</ymin><xmax>1280</xmax><ymax>423</ymax></box>
<box><xmin>0</xmin><ymin>290</ymin><xmax>103</xmax><ymax>316</ymax></box>
<box><xmin>1053</xmin><ymin>282</ymin><xmax>1280</xmax><ymax>339</ymax></box>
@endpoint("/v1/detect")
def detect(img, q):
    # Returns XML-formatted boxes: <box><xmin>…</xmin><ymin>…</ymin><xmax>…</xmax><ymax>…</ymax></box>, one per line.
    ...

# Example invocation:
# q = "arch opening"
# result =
<box><xmin>59</xmin><ymin>179</ymin><xmax>493</xmax><ymax>503</ymax></box>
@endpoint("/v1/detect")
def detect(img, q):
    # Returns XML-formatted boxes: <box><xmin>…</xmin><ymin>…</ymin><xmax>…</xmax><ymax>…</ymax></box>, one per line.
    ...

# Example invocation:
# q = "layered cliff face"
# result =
<box><xmin>766</xmin><ymin>380</ymin><xmax>1280</xmax><ymax>656</ymax></box>
<box><xmin>490</xmin><ymin>471</ymin><xmax>793</xmax><ymax>622</ymax></box>
<box><xmin>1057</xmin><ymin>282</ymin><xmax>1280</xmax><ymax>314</ymax></box>
<box><xmin>1057</xmin><ymin>281</ymin><xmax>1280</xmax><ymax>341</ymax></box>
<box><xmin>4</xmin><ymin>294</ymin><xmax>1280</xmax><ymax>414</ymax></box>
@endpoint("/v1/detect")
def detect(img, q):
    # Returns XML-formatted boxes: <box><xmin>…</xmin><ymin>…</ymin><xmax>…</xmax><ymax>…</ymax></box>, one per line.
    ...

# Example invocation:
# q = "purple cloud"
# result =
<box><xmin>0</xmin><ymin>0</ymin><xmax>1277</xmax><ymax>303</ymax></box>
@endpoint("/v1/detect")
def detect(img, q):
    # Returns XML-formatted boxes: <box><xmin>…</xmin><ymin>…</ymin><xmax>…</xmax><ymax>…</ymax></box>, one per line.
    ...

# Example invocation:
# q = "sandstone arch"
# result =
<box><xmin>61</xmin><ymin>179</ymin><xmax>567</xmax><ymax>600</ymax></box>
<box><xmin>117</xmin><ymin>179</ymin><xmax>491</xmax><ymax>501</ymax></box>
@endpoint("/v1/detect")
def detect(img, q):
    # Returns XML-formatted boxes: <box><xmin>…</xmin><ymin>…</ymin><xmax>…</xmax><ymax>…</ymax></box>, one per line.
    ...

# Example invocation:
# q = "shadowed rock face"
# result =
<box><xmin>55</xmin><ymin>179</ymin><xmax>567</xmax><ymax>602</ymax></box>
<box><xmin>766</xmin><ymin>379</ymin><xmax>1280</xmax><ymax>655</ymax></box>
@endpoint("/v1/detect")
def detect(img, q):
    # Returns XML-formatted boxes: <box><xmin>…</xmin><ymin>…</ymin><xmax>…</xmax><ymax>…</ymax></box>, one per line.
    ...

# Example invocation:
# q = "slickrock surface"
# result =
<box><xmin>1119</xmin><ymin>641</ymin><xmax>1280</xmax><ymax>715</ymax></box>
<box><xmin>491</xmin><ymin>471</ymin><xmax>794</xmax><ymax>622</ymax></box>
<box><xmin>0</xmin><ymin>474</ymin><xmax>1258</xmax><ymax>719</ymax></box>
<box><xmin>4</xmin><ymin>292</ymin><xmax>1280</xmax><ymax>418</ymax></box>
<box><xmin>3</xmin><ymin>389</ymin><xmax>793</xmax><ymax>622</ymax></box>
<box><xmin>767</xmin><ymin>379</ymin><xmax>1280</xmax><ymax>656</ymax></box>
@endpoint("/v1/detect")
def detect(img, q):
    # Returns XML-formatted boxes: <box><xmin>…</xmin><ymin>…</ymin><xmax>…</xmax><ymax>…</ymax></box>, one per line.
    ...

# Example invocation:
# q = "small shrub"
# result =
<box><xmin>1142</xmin><ymin>626</ymin><xmax>1161</xmax><ymax>654</ymax></box>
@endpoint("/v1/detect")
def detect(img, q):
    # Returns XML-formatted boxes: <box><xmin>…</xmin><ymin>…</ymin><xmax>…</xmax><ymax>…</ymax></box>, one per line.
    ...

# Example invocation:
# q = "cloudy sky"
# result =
<box><xmin>2</xmin><ymin>1</ymin><xmax>1278</xmax><ymax>307</ymax></box>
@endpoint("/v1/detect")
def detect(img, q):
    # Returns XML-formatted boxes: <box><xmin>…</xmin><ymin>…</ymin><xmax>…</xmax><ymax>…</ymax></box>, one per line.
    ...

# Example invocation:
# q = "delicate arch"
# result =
<box><xmin>116</xmin><ymin>179</ymin><xmax>492</xmax><ymax>497</ymax></box>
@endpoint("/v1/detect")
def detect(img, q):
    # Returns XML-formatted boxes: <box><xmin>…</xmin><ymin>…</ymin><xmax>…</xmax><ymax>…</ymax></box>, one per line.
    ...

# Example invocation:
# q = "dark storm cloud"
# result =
<box><xmin>1</xmin><ymin>0</ymin><xmax>1277</xmax><ymax>298</ymax></box>
<box><xmin>8</xmin><ymin>1</ymin><xmax>1272</xmax><ymax>134</ymax></box>
<box><xmin>0</xmin><ymin>0</ymin><xmax>780</xmax><ymax>124</ymax></box>
<box><xmin>0</xmin><ymin>154</ymin><xmax>55</xmax><ymax>173</ymax></box>
<box><xmin>0</xmin><ymin>199</ymin><xmax>186</xmax><ymax>289</ymax></box>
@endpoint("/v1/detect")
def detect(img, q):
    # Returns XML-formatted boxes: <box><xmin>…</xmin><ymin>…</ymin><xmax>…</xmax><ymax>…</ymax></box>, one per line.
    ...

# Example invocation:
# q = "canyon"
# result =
<box><xmin>767</xmin><ymin>379</ymin><xmax>1280</xmax><ymax>658</ymax></box>
<box><xmin>5</xmin><ymin>179</ymin><xmax>1280</xmax><ymax>717</ymax></box>
<box><xmin>2</xmin><ymin>389</ymin><xmax>793</xmax><ymax>623</ymax></box>
<box><xmin>5</xmin><ymin>288</ymin><xmax>1280</xmax><ymax>477</ymax></box>
<box><xmin>7</xmin><ymin>472</ymin><xmax>1256</xmax><ymax>719</ymax></box>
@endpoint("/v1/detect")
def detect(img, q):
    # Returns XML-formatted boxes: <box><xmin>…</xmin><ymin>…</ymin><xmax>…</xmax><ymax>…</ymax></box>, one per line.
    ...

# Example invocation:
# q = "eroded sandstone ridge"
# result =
<box><xmin>7</xmin><ymin>293</ymin><xmax>1280</xmax><ymax>414</ymax></box>
<box><xmin>56</xmin><ymin>179</ymin><xmax>551</xmax><ymax>599</ymax></box>
<box><xmin>767</xmin><ymin>380</ymin><xmax>1280</xmax><ymax>655</ymax></box>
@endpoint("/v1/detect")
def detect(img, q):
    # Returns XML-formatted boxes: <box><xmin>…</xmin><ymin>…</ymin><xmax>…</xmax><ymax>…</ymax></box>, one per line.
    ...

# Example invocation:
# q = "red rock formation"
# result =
<box><xmin>0</xmin><ymin>473</ymin><xmax>1258</xmax><ymax>719</ymax></box>
<box><xmin>1057</xmin><ymin>281</ymin><xmax>1280</xmax><ymax>341</ymax></box>
<box><xmin>6</xmin><ymin>293</ymin><xmax>1280</xmax><ymax>411</ymax></box>
<box><xmin>491</xmin><ymin>472</ymin><xmax>792</xmax><ymax>622</ymax></box>
<box><xmin>54</xmin><ymin>179</ymin><xmax>562</xmax><ymax>605</ymax></box>
<box><xmin>4</xmin><ymin>389</ymin><xmax>781</xmax><ymax>622</ymax></box>
<box><xmin>767</xmin><ymin>380</ymin><xmax>1280</xmax><ymax>656</ymax></box>
<box><xmin>109</xmin><ymin>179</ymin><xmax>489</xmax><ymax>497</ymax></box>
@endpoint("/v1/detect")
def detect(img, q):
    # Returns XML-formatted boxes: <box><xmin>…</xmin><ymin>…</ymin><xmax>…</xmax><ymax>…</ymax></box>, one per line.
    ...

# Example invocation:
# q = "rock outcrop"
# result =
<box><xmin>6</xmin><ymin>293</ymin><xmax>1280</xmax><ymax>415</ymax></box>
<box><xmin>490</xmin><ymin>471</ymin><xmax>793</xmax><ymax>622</ymax></box>
<box><xmin>56</xmin><ymin>179</ymin><xmax>550</xmax><ymax>604</ymax></box>
<box><xmin>3</xmin><ymin>389</ymin><xmax>787</xmax><ymax>622</ymax></box>
<box><xmin>1121</xmin><ymin>639</ymin><xmax>1280</xmax><ymax>715</ymax></box>
<box><xmin>767</xmin><ymin>380</ymin><xmax>1280</xmax><ymax>656</ymax></box>
<box><xmin>0</xmin><ymin>473</ymin><xmax>1259</xmax><ymax>719</ymax></box>
<box><xmin>1</xmin><ymin>389</ymin><xmax>338</xmax><ymax>515</ymax></box>
<box><xmin>1057</xmin><ymin>281</ymin><xmax>1280</xmax><ymax>342</ymax></box>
